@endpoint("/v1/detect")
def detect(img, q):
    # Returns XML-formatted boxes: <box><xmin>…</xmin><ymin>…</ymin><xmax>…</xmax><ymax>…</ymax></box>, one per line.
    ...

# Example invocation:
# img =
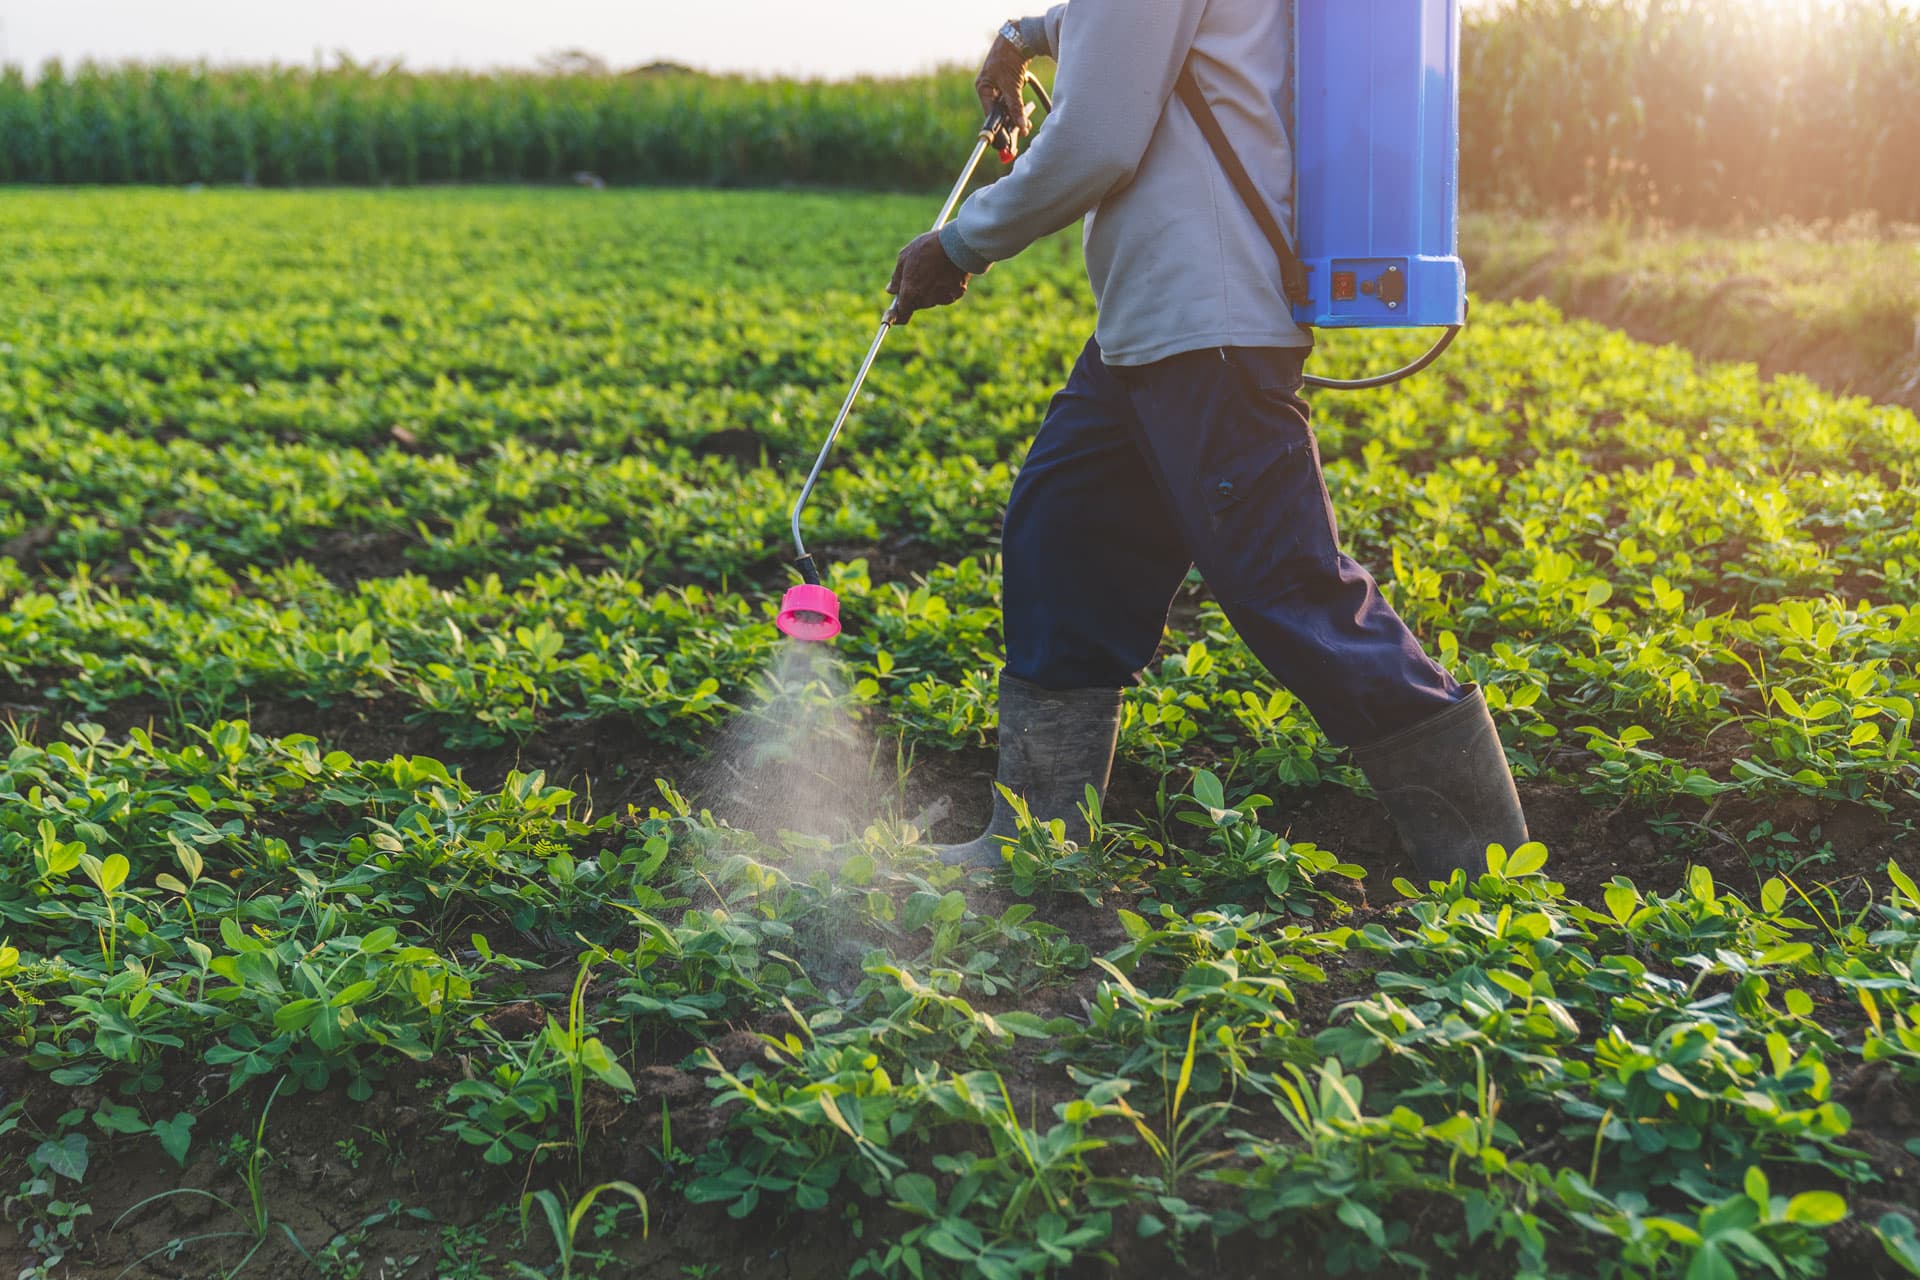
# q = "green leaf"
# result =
<box><xmin>814</xmin><ymin>1090</ymin><xmax>860</xmax><ymax>1142</ymax></box>
<box><xmin>91</xmin><ymin>1104</ymin><xmax>148</xmax><ymax>1136</ymax></box>
<box><xmin>519</xmin><ymin>1190</ymin><xmax>569</xmax><ymax>1254</ymax></box>
<box><xmin>1605</xmin><ymin>883</ymin><xmax>1639</xmax><ymax>924</ymax></box>
<box><xmin>1716</xmin><ymin>1228</ymin><xmax>1785</xmax><ymax>1275</ymax></box>
<box><xmin>274</xmin><ymin>998</ymin><xmax>322</xmax><ymax>1032</ymax></box>
<box><xmin>1505</xmin><ymin>842</ymin><xmax>1549</xmax><ymax>877</ymax></box>
<box><xmin>1890</xmin><ymin>862</ymin><xmax>1920</xmax><ymax>908</ymax></box>
<box><xmin>1759</xmin><ymin>878</ymin><xmax>1787</xmax><ymax>914</ymax></box>
<box><xmin>100</xmin><ymin>852</ymin><xmax>129</xmax><ymax>893</ymax></box>
<box><xmin>570</xmin><ymin>1181</ymin><xmax>648</xmax><ymax>1241</ymax></box>
<box><xmin>1465</xmin><ymin>1190</ymin><xmax>1497</xmax><ymax>1242</ymax></box>
<box><xmin>1336</xmin><ymin>1199</ymin><xmax>1386</xmax><ymax>1246</ymax></box>
<box><xmin>581</xmin><ymin>1040</ymin><xmax>636</xmax><ymax>1092</ymax></box>
<box><xmin>890</xmin><ymin>1173</ymin><xmax>939</xmax><ymax>1218</ymax></box>
<box><xmin>1784</xmin><ymin>1191</ymin><xmax>1847</xmax><ymax>1226</ymax></box>
<box><xmin>1172</xmin><ymin>1014</ymin><xmax>1200</xmax><ymax>1118</ymax></box>
<box><xmin>173</xmin><ymin>839</ymin><xmax>205</xmax><ymax>882</ymax></box>
<box><xmin>152</xmin><ymin>1113</ymin><xmax>196</xmax><ymax>1167</ymax></box>
<box><xmin>1684</xmin><ymin>1241</ymin><xmax>1737</xmax><ymax>1280</ymax></box>
<box><xmin>1764</xmin><ymin>1032</ymin><xmax>1792</xmax><ymax>1077</ymax></box>
<box><xmin>34</xmin><ymin>1132</ymin><xmax>89</xmax><ymax>1183</ymax></box>
<box><xmin>923</xmin><ymin>1225</ymin><xmax>981</xmax><ymax>1262</ymax></box>
<box><xmin>1875</xmin><ymin>1213</ymin><xmax>1920</xmax><ymax>1277</ymax></box>
<box><xmin>1487</xmin><ymin>969</ymin><xmax>1535</xmax><ymax>1000</ymax></box>
<box><xmin>80</xmin><ymin>852</ymin><xmax>128</xmax><ymax>895</ymax></box>
<box><xmin>994</xmin><ymin>1012</ymin><xmax>1051</xmax><ymax>1038</ymax></box>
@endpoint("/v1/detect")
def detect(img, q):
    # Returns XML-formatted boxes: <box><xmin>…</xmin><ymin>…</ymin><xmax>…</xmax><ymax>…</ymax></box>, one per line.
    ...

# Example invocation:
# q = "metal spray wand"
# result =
<box><xmin>777</xmin><ymin>75</ymin><xmax>1051</xmax><ymax>643</ymax></box>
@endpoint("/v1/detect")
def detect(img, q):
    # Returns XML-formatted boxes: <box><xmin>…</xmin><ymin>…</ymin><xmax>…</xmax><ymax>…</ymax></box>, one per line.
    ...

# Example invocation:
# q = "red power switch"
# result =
<box><xmin>1331</xmin><ymin>271</ymin><xmax>1358</xmax><ymax>302</ymax></box>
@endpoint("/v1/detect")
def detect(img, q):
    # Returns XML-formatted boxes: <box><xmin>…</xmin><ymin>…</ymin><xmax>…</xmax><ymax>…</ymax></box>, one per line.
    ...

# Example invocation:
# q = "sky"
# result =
<box><xmin>0</xmin><ymin>1</ymin><xmax>1035</xmax><ymax>80</ymax></box>
<box><xmin>5</xmin><ymin>1</ymin><xmax>1889</xmax><ymax>80</ymax></box>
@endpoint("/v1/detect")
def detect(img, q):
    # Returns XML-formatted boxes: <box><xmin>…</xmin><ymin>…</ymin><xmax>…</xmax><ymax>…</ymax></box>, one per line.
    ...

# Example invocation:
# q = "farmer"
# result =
<box><xmin>887</xmin><ymin>2</ymin><xmax>1529</xmax><ymax>877</ymax></box>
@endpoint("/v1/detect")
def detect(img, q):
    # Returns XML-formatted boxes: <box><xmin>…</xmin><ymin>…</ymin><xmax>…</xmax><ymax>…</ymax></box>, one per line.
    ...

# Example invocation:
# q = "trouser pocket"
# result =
<box><xmin>1195</xmin><ymin>348</ymin><xmax>1341</xmax><ymax>595</ymax></box>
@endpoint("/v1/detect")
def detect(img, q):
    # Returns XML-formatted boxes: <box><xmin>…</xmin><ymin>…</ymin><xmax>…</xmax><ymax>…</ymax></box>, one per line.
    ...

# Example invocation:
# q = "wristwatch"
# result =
<box><xmin>998</xmin><ymin>19</ymin><xmax>1034</xmax><ymax>58</ymax></box>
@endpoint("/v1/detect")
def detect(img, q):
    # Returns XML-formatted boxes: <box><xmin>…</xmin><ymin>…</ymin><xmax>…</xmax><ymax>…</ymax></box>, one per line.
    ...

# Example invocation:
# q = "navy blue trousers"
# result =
<box><xmin>1001</xmin><ymin>337</ymin><xmax>1462</xmax><ymax>748</ymax></box>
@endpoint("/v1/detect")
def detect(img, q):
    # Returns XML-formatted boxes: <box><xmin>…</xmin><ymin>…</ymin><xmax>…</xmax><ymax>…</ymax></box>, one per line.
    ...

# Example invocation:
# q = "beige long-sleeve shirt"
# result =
<box><xmin>941</xmin><ymin>0</ymin><xmax>1309</xmax><ymax>366</ymax></box>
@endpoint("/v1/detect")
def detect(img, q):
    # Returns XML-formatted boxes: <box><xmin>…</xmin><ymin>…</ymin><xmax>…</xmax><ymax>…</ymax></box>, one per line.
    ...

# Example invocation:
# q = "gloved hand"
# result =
<box><xmin>975</xmin><ymin>31</ymin><xmax>1035</xmax><ymax>158</ymax></box>
<box><xmin>886</xmin><ymin>231</ymin><xmax>972</xmax><ymax>324</ymax></box>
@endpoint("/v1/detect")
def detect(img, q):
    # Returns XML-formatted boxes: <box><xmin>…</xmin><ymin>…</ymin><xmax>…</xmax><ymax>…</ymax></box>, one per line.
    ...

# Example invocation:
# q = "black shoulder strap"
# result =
<box><xmin>1174</xmin><ymin>66</ymin><xmax>1311</xmax><ymax>309</ymax></box>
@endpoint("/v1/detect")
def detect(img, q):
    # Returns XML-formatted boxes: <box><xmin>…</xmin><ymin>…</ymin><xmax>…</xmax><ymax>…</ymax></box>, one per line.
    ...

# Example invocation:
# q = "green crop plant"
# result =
<box><xmin>1214</xmin><ymin>1061</ymin><xmax>1436</xmax><ymax>1273</ymax></box>
<box><xmin>5</xmin><ymin>186</ymin><xmax>1920</xmax><ymax>1277</ymax></box>
<box><xmin>1566</xmin><ymin>1166</ymin><xmax>1846</xmax><ymax>1280</ymax></box>
<box><xmin>857</xmin><ymin>1075</ymin><xmax>1126</xmax><ymax>1277</ymax></box>
<box><xmin>1167</xmin><ymin>769</ymin><xmax>1364</xmax><ymax>912</ymax></box>
<box><xmin>689</xmin><ymin>1041</ymin><xmax>950</xmax><ymax>1216</ymax></box>
<box><xmin>443</xmin><ymin>1036</ymin><xmax>565</xmax><ymax>1169</ymax></box>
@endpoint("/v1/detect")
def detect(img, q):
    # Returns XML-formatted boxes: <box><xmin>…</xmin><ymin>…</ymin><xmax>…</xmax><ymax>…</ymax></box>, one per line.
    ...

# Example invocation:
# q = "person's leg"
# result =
<box><xmin>1002</xmin><ymin>338</ymin><xmax>1194</xmax><ymax>690</ymax></box>
<box><xmin>1112</xmin><ymin>345</ymin><xmax>1458</xmax><ymax>746</ymax></box>
<box><xmin>1112</xmin><ymin>345</ymin><xmax>1525</xmax><ymax>877</ymax></box>
<box><xmin>938</xmin><ymin>337</ymin><xmax>1192</xmax><ymax>868</ymax></box>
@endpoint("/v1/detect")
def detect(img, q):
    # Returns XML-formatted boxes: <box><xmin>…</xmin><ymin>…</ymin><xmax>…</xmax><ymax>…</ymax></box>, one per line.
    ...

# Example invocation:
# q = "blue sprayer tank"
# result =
<box><xmin>1289</xmin><ymin>0</ymin><xmax>1465</xmax><ymax>330</ymax></box>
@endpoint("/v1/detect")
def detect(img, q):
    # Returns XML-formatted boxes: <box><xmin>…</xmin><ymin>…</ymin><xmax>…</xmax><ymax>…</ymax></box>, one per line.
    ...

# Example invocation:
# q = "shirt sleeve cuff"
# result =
<box><xmin>1018</xmin><ymin>15</ymin><xmax>1054</xmax><ymax>58</ymax></box>
<box><xmin>940</xmin><ymin>222</ymin><xmax>993</xmax><ymax>275</ymax></box>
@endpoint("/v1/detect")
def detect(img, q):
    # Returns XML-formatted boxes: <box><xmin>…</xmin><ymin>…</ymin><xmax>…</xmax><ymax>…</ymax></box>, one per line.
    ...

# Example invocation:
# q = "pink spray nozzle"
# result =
<box><xmin>776</xmin><ymin>584</ymin><xmax>842</xmax><ymax>642</ymax></box>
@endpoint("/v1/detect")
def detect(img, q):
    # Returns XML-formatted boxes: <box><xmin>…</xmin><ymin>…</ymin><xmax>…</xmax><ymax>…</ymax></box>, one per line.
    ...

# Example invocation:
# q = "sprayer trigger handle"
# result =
<box><xmin>983</xmin><ymin>102</ymin><xmax>1021</xmax><ymax>161</ymax></box>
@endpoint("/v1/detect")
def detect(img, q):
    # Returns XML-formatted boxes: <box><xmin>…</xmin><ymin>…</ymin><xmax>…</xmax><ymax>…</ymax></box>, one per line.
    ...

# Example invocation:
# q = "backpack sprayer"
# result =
<box><xmin>779</xmin><ymin>0</ymin><xmax>1465</xmax><ymax>642</ymax></box>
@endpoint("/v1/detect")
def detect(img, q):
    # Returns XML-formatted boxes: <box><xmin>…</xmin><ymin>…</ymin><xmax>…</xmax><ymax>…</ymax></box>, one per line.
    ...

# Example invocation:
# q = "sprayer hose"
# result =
<box><xmin>1302</xmin><ymin>323</ymin><xmax>1463</xmax><ymax>392</ymax></box>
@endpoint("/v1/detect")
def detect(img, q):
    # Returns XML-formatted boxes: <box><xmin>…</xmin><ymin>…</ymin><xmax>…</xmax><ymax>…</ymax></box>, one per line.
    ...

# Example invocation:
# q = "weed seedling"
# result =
<box><xmin>1117</xmin><ymin>1014</ymin><xmax>1235</xmax><ymax>1201</ymax></box>
<box><xmin>515</xmin><ymin>1182</ymin><xmax>648</xmax><ymax>1280</ymax></box>
<box><xmin>110</xmin><ymin>1077</ymin><xmax>311</xmax><ymax>1278</ymax></box>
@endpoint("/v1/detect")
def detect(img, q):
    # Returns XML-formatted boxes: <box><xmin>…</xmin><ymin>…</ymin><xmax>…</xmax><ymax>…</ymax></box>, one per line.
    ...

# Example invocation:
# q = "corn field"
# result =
<box><xmin>1461</xmin><ymin>0</ymin><xmax>1920</xmax><ymax>223</ymax></box>
<box><xmin>0</xmin><ymin>62</ymin><xmax>978</xmax><ymax>191</ymax></box>
<box><xmin>1</xmin><ymin>0</ymin><xmax>1917</xmax><ymax>223</ymax></box>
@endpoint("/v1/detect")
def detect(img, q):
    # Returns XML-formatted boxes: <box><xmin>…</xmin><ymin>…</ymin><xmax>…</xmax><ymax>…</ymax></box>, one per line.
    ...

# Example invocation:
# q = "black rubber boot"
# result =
<box><xmin>935</xmin><ymin>676</ymin><xmax>1124</xmax><ymax>871</ymax></box>
<box><xmin>1350</xmin><ymin>685</ymin><xmax>1529</xmax><ymax>881</ymax></box>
